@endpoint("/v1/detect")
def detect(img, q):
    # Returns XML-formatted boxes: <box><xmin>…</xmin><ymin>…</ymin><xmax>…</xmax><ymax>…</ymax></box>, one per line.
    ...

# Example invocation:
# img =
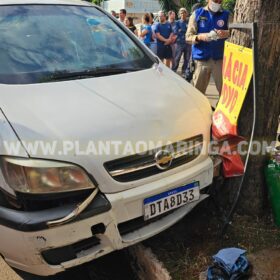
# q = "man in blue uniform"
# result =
<box><xmin>186</xmin><ymin>0</ymin><xmax>230</xmax><ymax>94</ymax></box>
<box><xmin>172</xmin><ymin>8</ymin><xmax>192</xmax><ymax>76</ymax></box>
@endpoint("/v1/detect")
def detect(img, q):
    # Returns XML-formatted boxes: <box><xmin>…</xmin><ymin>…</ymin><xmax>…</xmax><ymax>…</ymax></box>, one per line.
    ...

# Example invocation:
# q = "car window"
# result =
<box><xmin>0</xmin><ymin>5</ymin><xmax>154</xmax><ymax>84</ymax></box>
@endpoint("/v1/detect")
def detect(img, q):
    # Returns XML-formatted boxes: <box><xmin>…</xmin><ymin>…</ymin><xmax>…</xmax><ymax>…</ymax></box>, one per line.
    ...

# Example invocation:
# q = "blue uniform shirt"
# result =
<box><xmin>155</xmin><ymin>22</ymin><xmax>173</xmax><ymax>46</ymax></box>
<box><xmin>175</xmin><ymin>19</ymin><xmax>188</xmax><ymax>45</ymax></box>
<box><xmin>192</xmin><ymin>7</ymin><xmax>229</xmax><ymax>61</ymax></box>
<box><xmin>142</xmin><ymin>24</ymin><xmax>152</xmax><ymax>46</ymax></box>
<box><xmin>170</xmin><ymin>21</ymin><xmax>177</xmax><ymax>34</ymax></box>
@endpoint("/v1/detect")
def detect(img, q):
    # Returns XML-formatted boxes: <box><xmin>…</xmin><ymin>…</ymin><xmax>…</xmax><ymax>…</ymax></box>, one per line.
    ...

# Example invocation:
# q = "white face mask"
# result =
<box><xmin>209</xmin><ymin>1</ymin><xmax>222</xmax><ymax>13</ymax></box>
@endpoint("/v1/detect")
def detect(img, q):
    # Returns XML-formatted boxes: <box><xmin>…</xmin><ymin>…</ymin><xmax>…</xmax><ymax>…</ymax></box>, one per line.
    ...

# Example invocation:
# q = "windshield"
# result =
<box><xmin>0</xmin><ymin>5</ymin><xmax>154</xmax><ymax>84</ymax></box>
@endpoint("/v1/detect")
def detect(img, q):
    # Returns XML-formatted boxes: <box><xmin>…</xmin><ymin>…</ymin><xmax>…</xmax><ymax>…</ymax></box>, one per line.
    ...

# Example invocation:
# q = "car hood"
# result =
<box><xmin>0</xmin><ymin>66</ymin><xmax>212</xmax><ymax>193</ymax></box>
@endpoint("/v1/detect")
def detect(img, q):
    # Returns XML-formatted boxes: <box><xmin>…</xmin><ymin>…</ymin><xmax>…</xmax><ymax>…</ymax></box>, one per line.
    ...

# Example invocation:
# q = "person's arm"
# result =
<box><xmin>140</xmin><ymin>27</ymin><xmax>148</xmax><ymax>38</ymax></box>
<box><xmin>171</xmin><ymin>22</ymin><xmax>178</xmax><ymax>43</ymax></box>
<box><xmin>156</xmin><ymin>31</ymin><xmax>171</xmax><ymax>44</ymax></box>
<box><xmin>151</xmin><ymin>24</ymin><xmax>157</xmax><ymax>41</ymax></box>
<box><xmin>186</xmin><ymin>12</ymin><xmax>210</xmax><ymax>44</ymax></box>
<box><xmin>215</xmin><ymin>29</ymin><xmax>230</xmax><ymax>39</ymax></box>
<box><xmin>216</xmin><ymin>12</ymin><xmax>230</xmax><ymax>39</ymax></box>
<box><xmin>171</xmin><ymin>34</ymin><xmax>177</xmax><ymax>44</ymax></box>
<box><xmin>167</xmin><ymin>32</ymin><xmax>174</xmax><ymax>45</ymax></box>
<box><xmin>156</xmin><ymin>23</ymin><xmax>174</xmax><ymax>45</ymax></box>
<box><xmin>134</xmin><ymin>28</ymin><xmax>138</xmax><ymax>36</ymax></box>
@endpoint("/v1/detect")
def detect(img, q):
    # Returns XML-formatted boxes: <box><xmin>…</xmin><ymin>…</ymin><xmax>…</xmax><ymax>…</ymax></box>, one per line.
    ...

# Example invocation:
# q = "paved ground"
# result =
<box><xmin>205</xmin><ymin>77</ymin><xmax>220</xmax><ymax>108</ymax></box>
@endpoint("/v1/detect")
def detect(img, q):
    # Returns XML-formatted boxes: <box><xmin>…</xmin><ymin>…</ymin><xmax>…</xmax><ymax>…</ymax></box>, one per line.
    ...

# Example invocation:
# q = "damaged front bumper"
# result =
<box><xmin>0</xmin><ymin>157</ymin><xmax>213</xmax><ymax>276</ymax></box>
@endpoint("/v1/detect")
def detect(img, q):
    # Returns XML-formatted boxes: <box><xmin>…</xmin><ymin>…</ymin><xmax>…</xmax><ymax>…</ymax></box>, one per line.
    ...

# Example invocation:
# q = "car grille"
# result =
<box><xmin>104</xmin><ymin>135</ymin><xmax>203</xmax><ymax>182</ymax></box>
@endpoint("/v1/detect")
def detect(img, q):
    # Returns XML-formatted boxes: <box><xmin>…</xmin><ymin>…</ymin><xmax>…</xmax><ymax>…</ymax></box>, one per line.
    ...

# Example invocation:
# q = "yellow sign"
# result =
<box><xmin>212</xmin><ymin>42</ymin><xmax>253</xmax><ymax>139</ymax></box>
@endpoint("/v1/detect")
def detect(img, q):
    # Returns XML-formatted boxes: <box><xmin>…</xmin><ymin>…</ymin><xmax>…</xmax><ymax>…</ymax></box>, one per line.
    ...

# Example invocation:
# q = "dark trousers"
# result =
<box><xmin>172</xmin><ymin>43</ymin><xmax>192</xmax><ymax>73</ymax></box>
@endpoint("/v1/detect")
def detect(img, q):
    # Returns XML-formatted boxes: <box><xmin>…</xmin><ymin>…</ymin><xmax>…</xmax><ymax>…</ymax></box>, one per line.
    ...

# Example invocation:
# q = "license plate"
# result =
<box><xmin>144</xmin><ymin>182</ymin><xmax>200</xmax><ymax>220</ymax></box>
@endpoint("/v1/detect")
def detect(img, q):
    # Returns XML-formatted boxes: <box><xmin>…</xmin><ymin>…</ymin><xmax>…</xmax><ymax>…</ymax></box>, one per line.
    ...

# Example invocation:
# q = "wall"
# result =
<box><xmin>104</xmin><ymin>0</ymin><xmax>161</xmax><ymax>14</ymax></box>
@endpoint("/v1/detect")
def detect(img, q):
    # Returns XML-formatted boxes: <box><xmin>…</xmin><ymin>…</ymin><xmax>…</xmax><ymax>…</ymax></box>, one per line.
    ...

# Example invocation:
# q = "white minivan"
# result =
<box><xmin>0</xmin><ymin>0</ymin><xmax>213</xmax><ymax>276</ymax></box>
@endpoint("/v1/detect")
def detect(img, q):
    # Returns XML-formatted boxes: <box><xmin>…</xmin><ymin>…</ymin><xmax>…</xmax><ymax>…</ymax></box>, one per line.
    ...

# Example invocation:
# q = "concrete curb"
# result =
<box><xmin>0</xmin><ymin>257</ymin><xmax>22</xmax><ymax>280</ymax></box>
<box><xmin>128</xmin><ymin>244</ymin><xmax>171</xmax><ymax>280</ymax></box>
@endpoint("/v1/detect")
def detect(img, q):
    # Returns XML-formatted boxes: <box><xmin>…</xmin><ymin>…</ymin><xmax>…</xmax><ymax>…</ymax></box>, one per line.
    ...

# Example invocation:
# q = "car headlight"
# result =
<box><xmin>1</xmin><ymin>157</ymin><xmax>96</xmax><ymax>194</ymax></box>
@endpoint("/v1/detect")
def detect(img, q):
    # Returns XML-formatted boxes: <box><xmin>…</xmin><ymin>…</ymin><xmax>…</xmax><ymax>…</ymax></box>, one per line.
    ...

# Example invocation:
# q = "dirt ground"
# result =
<box><xmin>249</xmin><ymin>249</ymin><xmax>280</xmax><ymax>280</ymax></box>
<box><xmin>144</xmin><ymin>197</ymin><xmax>280</xmax><ymax>280</ymax></box>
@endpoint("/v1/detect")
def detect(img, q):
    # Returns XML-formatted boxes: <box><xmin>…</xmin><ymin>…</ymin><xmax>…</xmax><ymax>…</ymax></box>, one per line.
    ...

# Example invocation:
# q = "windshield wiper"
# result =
<box><xmin>41</xmin><ymin>67</ymin><xmax>145</xmax><ymax>82</ymax></box>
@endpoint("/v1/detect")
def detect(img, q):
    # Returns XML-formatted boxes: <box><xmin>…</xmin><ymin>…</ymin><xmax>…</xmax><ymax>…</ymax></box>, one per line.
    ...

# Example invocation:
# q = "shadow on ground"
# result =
<box><xmin>15</xmin><ymin>250</ymin><xmax>136</xmax><ymax>280</ymax></box>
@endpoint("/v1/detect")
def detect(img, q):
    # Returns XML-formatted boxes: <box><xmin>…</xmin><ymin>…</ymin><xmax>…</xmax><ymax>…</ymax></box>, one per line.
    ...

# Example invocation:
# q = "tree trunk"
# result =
<box><xmin>227</xmin><ymin>0</ymin><xmax>280</xmax><ymax>214</ymax></box>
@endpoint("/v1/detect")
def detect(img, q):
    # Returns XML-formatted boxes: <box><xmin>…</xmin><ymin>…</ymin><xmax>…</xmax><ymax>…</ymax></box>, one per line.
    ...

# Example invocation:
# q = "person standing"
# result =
<box><xmin>155</xmin><ymin>11</ymin><xmax>173</xmax><ymax>68</ymax></box>
<box><xmin>119</xmin><ymin>9</ymin><xmax>126</xmax><ymax>24</ymax></box>
<box><xmin>168</xmin><ymin>10</ymin><xmax>177</xmax><ymax>67</ymax></box>
<box><xmin>111</xmin><ymin>10</ymin><xmax>117</xmax><ymax>18</ymax></box>
<box><xmin>124</xmin><ymin>16</ymin><xmax>138</xmax><ymax>36</ymax></box>
<box><xmin>149</xmin><ymin>12</ymin><xmax>158</xmax><ymax>55</ymax></box>
<box><xmin>191</xmin><ymin>1</ymin><xmax>204</xmax><ymax>13</ymax></box>
<box><xmin>139</xmin><ymin>14</ymin><xmax>152</xmax><ymax>48</ymax></box>
<box><xmin>172</xmin><ymin>8</ymin><xmax>192</xmax><ymax>77</ymax></box>
<box><xmin>186</xmin><ymin>0</ymin><xmax>230</xmax><ymax>94</ymax></box>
